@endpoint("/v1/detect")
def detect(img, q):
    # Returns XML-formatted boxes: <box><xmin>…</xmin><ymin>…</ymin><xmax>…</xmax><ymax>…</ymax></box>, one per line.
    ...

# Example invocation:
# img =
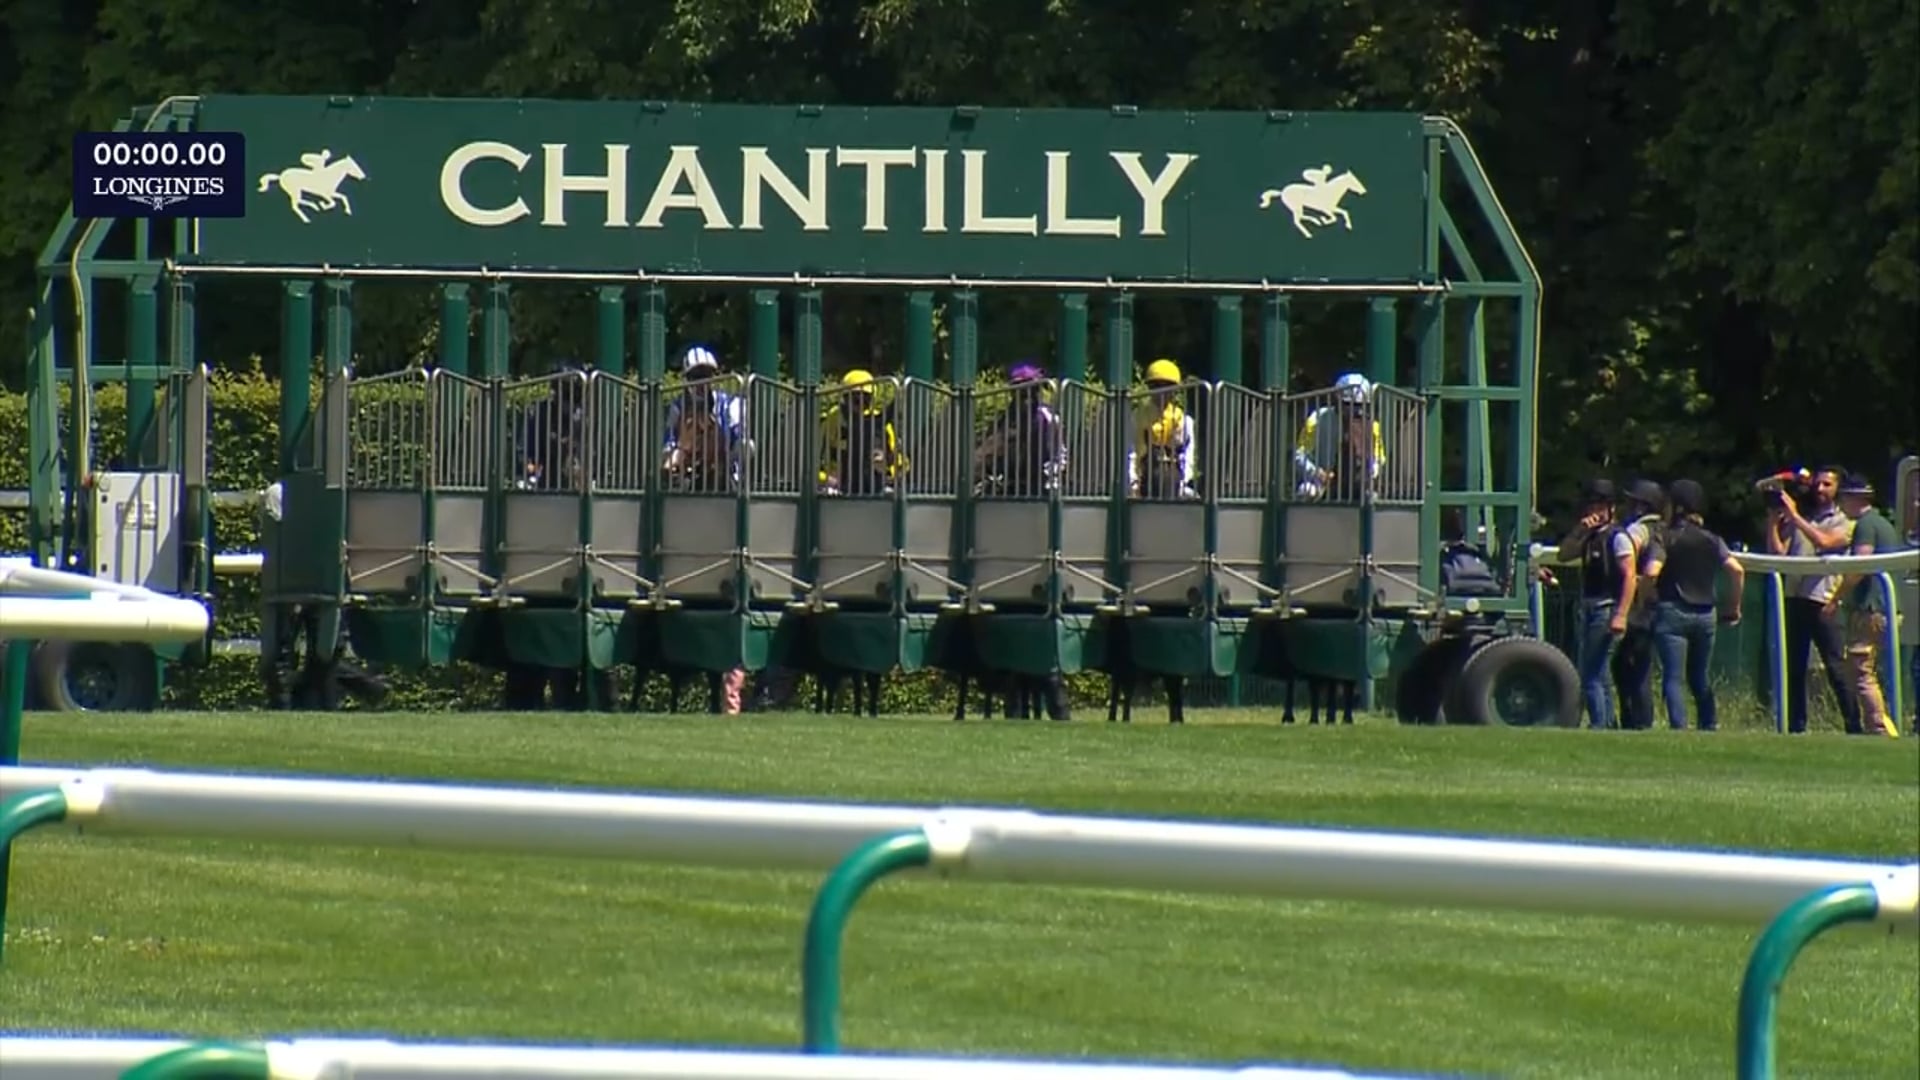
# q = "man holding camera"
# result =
<box><xmin>1765</xmin><ymin>467</ymin><xmax>1861</xmax><ymax>734</ymax></box>
<box><xmin>1831</xmin><ymin>474</ymin><xmax>1904</xmax><ymax>736</ymax></box>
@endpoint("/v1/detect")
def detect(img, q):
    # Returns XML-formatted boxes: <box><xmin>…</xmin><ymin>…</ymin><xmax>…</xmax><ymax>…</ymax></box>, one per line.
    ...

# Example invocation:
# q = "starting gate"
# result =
<box><xmin>21</xmin><ymin>95</ymin><xmax>1568</xmax><ymax>722</ymax></box>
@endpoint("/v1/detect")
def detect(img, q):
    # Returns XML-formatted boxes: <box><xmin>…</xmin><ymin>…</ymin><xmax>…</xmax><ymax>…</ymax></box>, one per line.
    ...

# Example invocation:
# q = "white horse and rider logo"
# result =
<box><xmin>1258</xmin><ymin>165</ymin><xmax>1367</xmax><ymax>239</ymax></box>
<box><xmin>258</xmin><ymin>149</ymin><xmax>366</xmax><ymax>224</ymax></box>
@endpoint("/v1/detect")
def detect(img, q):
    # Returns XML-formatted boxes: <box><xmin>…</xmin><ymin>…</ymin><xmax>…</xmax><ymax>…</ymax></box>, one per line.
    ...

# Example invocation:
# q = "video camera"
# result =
<box><xmin>1754</xmin><ymin>467</ymin><xmax>1812</xmax><ymax>510</ymax></box>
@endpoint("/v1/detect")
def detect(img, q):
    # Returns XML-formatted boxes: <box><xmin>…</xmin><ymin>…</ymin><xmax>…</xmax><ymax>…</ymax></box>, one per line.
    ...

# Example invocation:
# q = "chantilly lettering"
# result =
<box><xmin>437</xmin><ymin>142</ymin><xmax>1196</xmax><ymax>238</ymax></box>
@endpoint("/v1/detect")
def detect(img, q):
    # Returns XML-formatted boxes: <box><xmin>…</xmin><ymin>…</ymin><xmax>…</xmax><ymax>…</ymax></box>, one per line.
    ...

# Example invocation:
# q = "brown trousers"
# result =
<box><xmin>1844</xmin><ymin>609</ymin><xmax>1898</xmax><ymax>737</ymax></box>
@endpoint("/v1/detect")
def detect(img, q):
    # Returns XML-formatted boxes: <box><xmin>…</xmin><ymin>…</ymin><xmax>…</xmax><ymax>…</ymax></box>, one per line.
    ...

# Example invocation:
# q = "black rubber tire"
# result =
<box><xmin>1395</xmin><ymin>635</ymin><xmax>1475</xmax><ymax>725</ymax></box>
<box><xmin>1446</xmin><ymin>636</ymin><xmax>1581</xmax><ymax>728</ymax></box>
<box><xmin>30</xmin><ymin>641</ymin><xmax>159</xmax><ymax>713</ymax></box>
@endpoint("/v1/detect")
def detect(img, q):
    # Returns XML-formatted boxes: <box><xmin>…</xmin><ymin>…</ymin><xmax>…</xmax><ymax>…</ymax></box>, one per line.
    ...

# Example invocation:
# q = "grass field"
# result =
<box><xmin>2</xmin><ymin>710</ymin><xmax>1916</xmax><ymax>1079</ymax></box>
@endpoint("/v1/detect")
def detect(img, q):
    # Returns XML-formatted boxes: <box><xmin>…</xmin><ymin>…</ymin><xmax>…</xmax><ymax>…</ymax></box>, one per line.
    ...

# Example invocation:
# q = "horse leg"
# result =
<box><xmin>1106</xmin><ymin>671</ymin><xmax>1121</xmax><ymax>723</ymax></box>
<box><xmin>864</xmin><ymin>674</ymin><xmax>881</xmax><ymax>717</ymax></box>
<box><xmin>952</xmin><ymin>672</ymin><xmax>969</xmax><ymax>722</ymax></box>
<box><xmin>1309</xmin><ymin>680</ymin><xmax>1323</xmax><ymax>724</ymax></box>
<box><xmin>1342</xmin><ymin>680</ymin><xmax>1356</xmax><ymax>724</ymax></box>
<box><xmin>1283</xmin><ymin>676</ymin><xmax>1297</xmax><ymax>724</ymax></box>
<box><xmin>1167</xmin><ymin>676</ymin><xmax>1185</xmax><ymax>725</ymax></box>
<box><xmin>706</xmin><ymin>671</ymin><xmax>723</xmax><ymax>715</ymax></box>
<box><xmin>335</xmin><ymin>191</ymin><xmax>355</xmax><ymax>216</ymax></box>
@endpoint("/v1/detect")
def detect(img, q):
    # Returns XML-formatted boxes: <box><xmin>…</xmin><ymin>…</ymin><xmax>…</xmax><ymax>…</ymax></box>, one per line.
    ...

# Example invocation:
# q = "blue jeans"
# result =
<box><xmin>1576</xmin><ymin>601</ymin><xmax>1621</xmax><ymax>729</ymax></box>
<box><xmin>1653</xmin><ymin>602</ymin><xmax>1718</xmax><ymax>731</ymax></box>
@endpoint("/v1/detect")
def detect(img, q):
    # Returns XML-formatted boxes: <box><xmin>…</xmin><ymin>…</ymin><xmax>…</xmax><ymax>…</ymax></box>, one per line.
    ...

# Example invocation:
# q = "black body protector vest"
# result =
<box><xmin>1579</xmin><ymin>523</ymin><xmax>1624</xmax><ymax>603</ymax></box>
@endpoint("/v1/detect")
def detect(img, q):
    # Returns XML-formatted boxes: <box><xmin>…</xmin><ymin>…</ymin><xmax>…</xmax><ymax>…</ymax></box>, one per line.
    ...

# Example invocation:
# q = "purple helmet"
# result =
<box><xmin>1008</xmin><ymin>361</ymin><xmax>1045</xmax><ymax>384</ymax></box>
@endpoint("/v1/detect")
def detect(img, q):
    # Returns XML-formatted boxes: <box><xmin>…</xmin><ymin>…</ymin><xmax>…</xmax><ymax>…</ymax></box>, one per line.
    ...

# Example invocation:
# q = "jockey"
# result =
<box><xmin>1293</xmin><ymin>371</ymin><xmax>1386</xmax><ymax>501</ymax></box>
<box><xmin>518</xmin><ymin>358</ymin><xmax>589</xmax><ymax>490</ymax></box>
<box><xmin>973</xmin><ymin>361</ymin><xmax>1066</xmax><ymax>497</ymax></box>
<box><xmin>1126</xmin><ymin>358</ymin><xmax>1198</xmax><ymax>499</ymax></box>
<box><xmin>819</xmin><ymin>368</ymin><xmax>905</xmax><ymax>496</ymax></box>
<box><xmin>662</xmin><ymin>344</ymin><xmax>748</xmax><ymax>487</ymax></box>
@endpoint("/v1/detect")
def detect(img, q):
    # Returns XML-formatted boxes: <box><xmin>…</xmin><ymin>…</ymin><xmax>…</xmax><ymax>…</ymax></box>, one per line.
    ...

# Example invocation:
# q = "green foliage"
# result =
<box><xmin>2</xmin><ymin>1</ymin><xmax>1914</xmax><ymax>535</ymax></box>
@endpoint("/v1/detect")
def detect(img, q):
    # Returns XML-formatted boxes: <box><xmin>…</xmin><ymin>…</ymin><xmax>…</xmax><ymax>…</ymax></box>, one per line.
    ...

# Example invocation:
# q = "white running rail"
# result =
<box><xmin>0</xmin><ymin>560</ymin><xmax>210</xmax><ymax>643</ymax></box>
<box><xmin>0</xmin><ymin>1038</ymin><xmax>1423</xmax><ymax>1080</ymax></box>
<box><xmin>4</xmin><ymin>766</ymin><xmax>1915</xmax><ymax>929</ymax></box>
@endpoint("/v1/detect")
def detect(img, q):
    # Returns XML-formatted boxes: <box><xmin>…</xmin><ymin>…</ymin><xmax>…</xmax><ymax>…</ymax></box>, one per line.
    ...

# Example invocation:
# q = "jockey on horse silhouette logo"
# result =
<box><xmin>1258</xmin><ymin>163</ymin><xmax>1368</xmax><ymax>239</ymax></box>
<box><xmin>258</xmin><ymin>148</ymin><xmax>368</xmax><ymax>224</ymax></box>
<box><xmin>661</xmin><ymin>344</ymin><xmax>747</xmax><ymax>492</ymax></box>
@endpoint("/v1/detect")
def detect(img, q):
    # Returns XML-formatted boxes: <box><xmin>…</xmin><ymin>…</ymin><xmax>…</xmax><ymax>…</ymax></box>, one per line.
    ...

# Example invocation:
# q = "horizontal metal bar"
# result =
<box><xmin>1433</xmin><ymin>491</ymin><xmax>1527</xmax><ymax>508</ymax></box>
<box><xmin>163</xmin><ymin>259</ymin><xmax>1450</xmax><ymax>295</ymax></box>
<box><xmin>0</xmin><ymin>1037</ymin><xmax>1414</xmax><ymax>1080</ymax></box>
<box><xmin>3</xmin><ymin>765</ymin><xmax>1913</xmax><ymax>928</ymax></box>
<box><xmin>1432</xmin><ymin>386</ymin><xmax>1524</xmax><ymax>402</ymax></box>
<box><xmin>0</xmin><ymin>489</ymin><xmax>260</xmax><ymax>511</ymax></box>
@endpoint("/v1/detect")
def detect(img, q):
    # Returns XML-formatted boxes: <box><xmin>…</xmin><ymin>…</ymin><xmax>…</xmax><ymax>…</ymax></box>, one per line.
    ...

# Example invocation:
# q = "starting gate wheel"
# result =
<box><xmin>30</xmin><ymin>640</ymin><xmax>161</xmax><ymax>714</ymax></box>
<box><xmin>1443</xmin><ymin>636</ymin><xmax>1580</xmax><ymax>727</ymax></box>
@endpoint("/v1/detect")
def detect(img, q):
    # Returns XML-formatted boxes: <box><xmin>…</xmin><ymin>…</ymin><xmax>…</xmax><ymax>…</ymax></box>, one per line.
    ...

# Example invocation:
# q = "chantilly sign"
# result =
<box><xmin>437</xmin><ymin>142</ymin><xmax>1196</xmax><ymax>238</ymax></box>
<box><xmin>194</xmin><ymin>96</ymin><xmax>1429</xmax><ymax>285</ymax></box>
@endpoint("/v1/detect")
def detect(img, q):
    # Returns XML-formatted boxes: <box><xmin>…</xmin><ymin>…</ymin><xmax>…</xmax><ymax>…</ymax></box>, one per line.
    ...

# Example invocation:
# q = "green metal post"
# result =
<box><xmin>950</xmin><ymin>291</ymin><xmax>979</xmax><ymax>594</ymax></box>
<box><xmin>949</xmin><ymin>291</ymin><xmax>978</xmax><ymax>386</ymax></box>
<box><xmin>1462</xmin><ymin>299</ymin><xmax>1490</xmax><ymax>547</ymax></box>
<box><xmin>1365</xmin><ymin>298</ymin><xmax>1397</xmax><ymax>387</ymax></box>
<box><xmin>278</xmin><ymin>282</ymin><xmax>314</xmax><ymax>475</ymax></box>
<box><xmin>1210</xmin><ymin>295</ymin><xmax>1242</xmax><ymax>385</ymax></box>
<box><xmin>749</xmin><ymin>290</ymin><xmax>781</xmax><ymax>378</ymax></box>
<box><xmin>1735</xmin><ymin>883</ymin><xmax>1881</xmax><ymax>1080</ymax></box>
<box><xmin>1260</xmin><ymin>295</ymin><xmax>1292</xmax><ymax>599</ymax></box>
<box><xmin>438</xmin><ymin>283</ymin><xmax>470</xmax><ymax>376</ymax></box>
<box><xmin>1</xmin><ymin>642</ymin><xmax>26</xmax><ymax>765</ymax></box>
<box><xmin>794</xmin><ymin>290</ymin><xmax>823</xmax><ymax>385</ymax></box>
<box><xmin>1105</xmin><ymin>293</ymin><xmax>1135</xmax><ymax>608</ymax></box>
<box><xmin>0</xmin><ymin>788</ymin><xmax>71</xmax><ymax>964</ymax></box>
<box><xmin>903</xmin><ymin>292</ymin><xmax>934</xmax><ymax>381</ymax></box>
<box><xmin>126</xmin><ymin>275</ymin><xmax>159</xmax><ymax>467</ymax></box>
<box><xmin>1260</xmin><ymin>295</ymin><xmax>1291</xmax><ymax>391</ymax></box>
<box><xmin>1415</xmin><ymin>296</ymin><xmax>1447</xmax><ymax>602</ymax></box>
<box><xmin>1057</xmin><ymin>294</ymin><xmax>1088</xmax><ymax>384</ymax></box>
<box><xmin>118</xmin><ymin>1042</ymin><xmax>271</xmax><ymax>1080</ymax></box>
<box><xmin>1510</xmin><ymin>290</ymin><xmax>1541</xmax><ymax>570</ymax></box>
<box><xmin>596</xmin><ymin>286</ymin><xmax>627</xmax><ymax>375</ymax></box>
<box><xmin>637</xmin><ymin>284</ymin><xmax>668</xmax><ymax>382</ymax></box>
<box><xmin>322</xmin><ymin>281</ymin><xmax>353</xmax><ymax>378</ymax></box>
<box><xmin>478</xmin><ymin>282</ymin><xmax>509</xmax><ymax>379</ymax></box>
<box><xmin>800</xmin><ymin>831</ymin><xmax>934</xmax><ymax>1052</ymax></box>
<box><xmin>26</xmin><ymin>299</ymin><xmax>59</xmax><ymax>566</ymax></box>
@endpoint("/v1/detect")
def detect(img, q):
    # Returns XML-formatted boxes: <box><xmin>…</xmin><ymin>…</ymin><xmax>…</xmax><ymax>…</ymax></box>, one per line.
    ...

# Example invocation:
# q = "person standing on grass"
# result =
<box><xmin>1830</xmin><ymin>474</ymin><xmax>1904</xmax><ymax>737</ymax></box>
<box><xmin>1553</xmin><ymin>478</ymin><xmax>1637</xmax><ymax>730</ymax></box>
<box><xmin>1609</xmin><ymin>479</ymin><xmax>1667</xmax><ymax>730</ymax></box>
<box><xmin>1651</xmin><ymin>479</ymin><xmax>1744</xmax><ymax>731</ymax></box>
<box><xmin>1766</xmin><ymin>467</ymin><xmax>1860</xmax><ymax>733</ymax></box>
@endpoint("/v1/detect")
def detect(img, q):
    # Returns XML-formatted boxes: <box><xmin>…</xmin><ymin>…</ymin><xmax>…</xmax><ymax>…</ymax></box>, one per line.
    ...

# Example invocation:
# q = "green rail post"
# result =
<box><xmin>2</xmin><ymin>637</ymin><xmax>28</xmax><ymax>765</ymax></box>
<box><xmin>0</xmin><ymin>788</ymin><xmax>71</xmax><ymax>963</ymax></box>
<box><xmin>800</xmin><ymin>830</ymin><xmax>933</xmax><ymax>1053</ymax></box>
<box><xmin>1734</xmin><ymin>882</ymin><xmax>1881</xmax><ymax>1080</ymax></box>
<box><xmin>119</xmin><ymin>1041</ymin><xmax>271</xmax><ymax>1080</ymax></box>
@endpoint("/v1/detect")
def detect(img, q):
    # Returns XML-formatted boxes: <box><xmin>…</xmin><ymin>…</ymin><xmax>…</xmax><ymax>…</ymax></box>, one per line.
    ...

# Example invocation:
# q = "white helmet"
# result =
<box><xmin>1333</xmin><ymin>372</ymin><xmax>1371</xmax><ymax>404</ymax></box>
<box><xmin>679</xmin><ymin>345</ymin><xmax>720</xmax><ymax>374</ymax></box>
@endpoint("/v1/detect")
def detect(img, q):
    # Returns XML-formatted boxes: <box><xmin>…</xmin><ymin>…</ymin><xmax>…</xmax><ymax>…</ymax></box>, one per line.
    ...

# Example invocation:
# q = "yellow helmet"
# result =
<box><xmin>841</xmin><ymin>368</ymin><xmax>875</xmax><ymax>389</ymax></box>
<box><xmin>1145</xmin><ymin>358</ymin><xmax>1182</xmax><ymax>386</ymax></box>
